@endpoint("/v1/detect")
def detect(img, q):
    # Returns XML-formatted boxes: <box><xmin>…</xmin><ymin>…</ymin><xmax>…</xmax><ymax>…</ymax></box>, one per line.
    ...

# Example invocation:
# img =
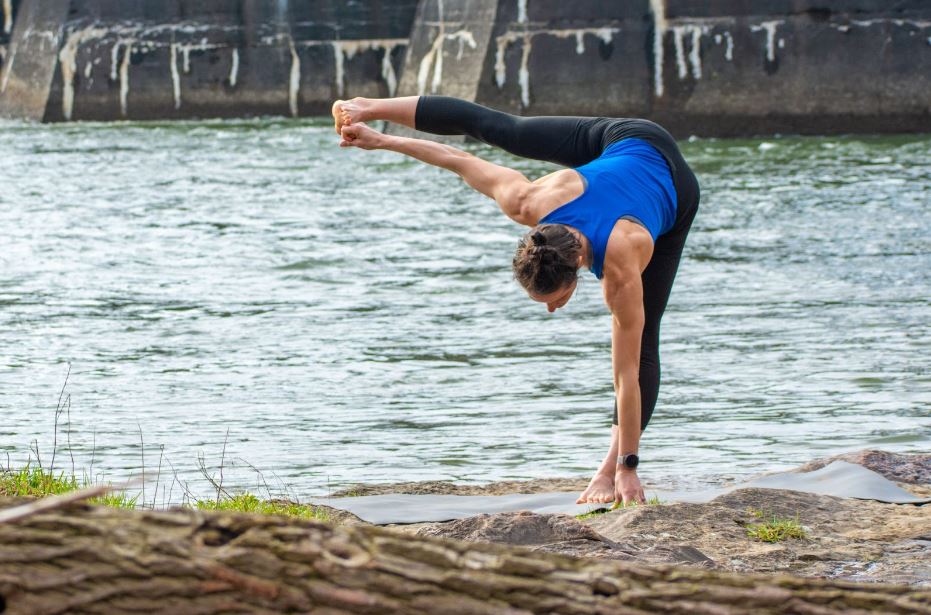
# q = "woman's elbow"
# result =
<box><xmin>507</xmin><ymin>183</ymin><xmax>536</xmax><ymax>225</ymax></box>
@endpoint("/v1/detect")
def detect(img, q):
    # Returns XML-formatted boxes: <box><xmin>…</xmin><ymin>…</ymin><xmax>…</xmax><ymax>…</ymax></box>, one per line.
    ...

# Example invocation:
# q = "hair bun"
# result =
<box><xmin>531</xmin><ymin>230</ymin><xmax>547</xmax><ymax>246</ymax></box>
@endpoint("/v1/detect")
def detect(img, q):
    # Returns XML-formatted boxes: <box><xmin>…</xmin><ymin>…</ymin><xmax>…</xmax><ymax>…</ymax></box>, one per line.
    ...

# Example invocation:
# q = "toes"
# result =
<box><xmin>332</xmin><ymin>100</ymin><xmax>345</xmax><ymax>133</ymax></box>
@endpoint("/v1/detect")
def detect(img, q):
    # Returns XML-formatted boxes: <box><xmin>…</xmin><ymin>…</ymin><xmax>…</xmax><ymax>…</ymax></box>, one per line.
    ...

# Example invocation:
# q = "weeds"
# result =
<box><xmin>745</xmin><ymin>512</ymin><xmax>807</xmax><ymax>543</ymax></box>
<box><xmin>196</xmin><ymin>494</ymin><xmax>330</xmax><ymax>522</ymax></box>
<box><xmin>0</xmin><ymin>465</ymin><xmax>140</xmax><ymax>509</ymax></box>
<box><xmin>0</xmin><ymin>465</ymin><xmax>79</xmax><ymax>497</ymax></box>
<box><xmin>89</xmin><ymin>491</ymin><xmax>140</xmax><ymax>509</ymax></box>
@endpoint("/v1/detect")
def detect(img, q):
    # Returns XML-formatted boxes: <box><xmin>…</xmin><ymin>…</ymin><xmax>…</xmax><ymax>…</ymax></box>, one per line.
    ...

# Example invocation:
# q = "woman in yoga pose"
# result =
<box><xmin>332</xmin><ymin>96</ymin><xmax>700</xmax><ymax>506</ymax></box>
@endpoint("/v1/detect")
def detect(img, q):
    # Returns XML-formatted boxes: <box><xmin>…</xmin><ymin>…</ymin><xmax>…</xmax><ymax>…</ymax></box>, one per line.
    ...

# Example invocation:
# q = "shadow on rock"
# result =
<box><xmin>412</xmin><ymin>510</ymin><xmax>715</xmax><ymax>567</ymax></box>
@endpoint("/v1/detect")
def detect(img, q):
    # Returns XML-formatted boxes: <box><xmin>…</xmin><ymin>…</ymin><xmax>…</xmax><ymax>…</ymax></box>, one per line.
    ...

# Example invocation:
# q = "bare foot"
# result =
<box><xmin>331</xmin><ymin>97</ymin><xmax>368</xmax><ymax>135</ymax></box>
<box><xmin>576</xmin><ymin>472</ymin><xmax>615</xmax><ymax>504</ymax></box>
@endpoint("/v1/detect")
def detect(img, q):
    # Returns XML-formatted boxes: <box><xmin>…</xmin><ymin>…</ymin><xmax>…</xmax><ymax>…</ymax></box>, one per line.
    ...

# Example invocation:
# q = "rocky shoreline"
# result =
<box><xmin>323</xmin><ymin>450</ymin><xmax>931</xmax><ymax>586</ymax></box>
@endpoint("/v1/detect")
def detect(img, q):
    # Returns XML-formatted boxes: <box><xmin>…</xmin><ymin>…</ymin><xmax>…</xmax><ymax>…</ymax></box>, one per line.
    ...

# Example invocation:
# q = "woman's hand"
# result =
<box><xmin>340</xmin><ymin>123</ymin><xmax>386</xmax><ymax>150</ymax></box>
<box><xmin>614</xmin><ymin>468</ymin><xmax>646</xmax><ymax>506</ymax></box>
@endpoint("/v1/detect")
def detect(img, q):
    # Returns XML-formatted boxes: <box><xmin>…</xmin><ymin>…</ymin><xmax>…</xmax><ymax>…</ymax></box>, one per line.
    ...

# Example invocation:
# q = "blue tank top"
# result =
<box><xmin>539</xmin><ymin>138</ymin><xmax>677</xmax><ymax>279</ymax></box>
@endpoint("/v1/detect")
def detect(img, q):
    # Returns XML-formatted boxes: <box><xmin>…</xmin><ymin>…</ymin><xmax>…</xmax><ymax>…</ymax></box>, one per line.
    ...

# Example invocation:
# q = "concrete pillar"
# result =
<box><xmin>395</xmin><ymin>0</ymin><xmax>500</xmax><ymax>101</ymax></box>
<box><xmin>0</xmin><ymin>0</ymin><xmax>70</xmax><ymax>120</ymax></box>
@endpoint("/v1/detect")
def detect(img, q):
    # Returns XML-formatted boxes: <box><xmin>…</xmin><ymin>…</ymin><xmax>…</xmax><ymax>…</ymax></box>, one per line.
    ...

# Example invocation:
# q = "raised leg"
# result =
<box><xmin>414</xmin><ymin>96</ymin><xmax>607</xmax><ymax>167</ymax></box>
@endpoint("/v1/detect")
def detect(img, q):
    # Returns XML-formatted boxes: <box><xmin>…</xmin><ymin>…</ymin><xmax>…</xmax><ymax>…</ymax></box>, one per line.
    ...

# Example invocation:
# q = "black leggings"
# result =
<box><xmin>415</xmin><ymin>96</ymin><xmax>700</xmax><ymax>430</ymax></box>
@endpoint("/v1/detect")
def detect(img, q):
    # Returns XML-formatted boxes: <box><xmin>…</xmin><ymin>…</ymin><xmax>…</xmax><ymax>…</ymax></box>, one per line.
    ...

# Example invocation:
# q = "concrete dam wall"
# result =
<box><xmin>0</xmin><ymin>0</ymin><xmax>929</xmax><ymax>135</ymax></box>
<box><xmin>0</xmin><ymin>0</ymin><xmax>419</xmax><ymax>121</ymax></box>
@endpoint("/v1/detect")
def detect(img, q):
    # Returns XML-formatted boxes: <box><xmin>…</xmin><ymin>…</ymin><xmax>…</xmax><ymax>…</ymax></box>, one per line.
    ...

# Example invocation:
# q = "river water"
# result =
<box><xmin>1</xmin><ymin>119</ymin><xmax>928</xmax><ymax>502</ymax></box>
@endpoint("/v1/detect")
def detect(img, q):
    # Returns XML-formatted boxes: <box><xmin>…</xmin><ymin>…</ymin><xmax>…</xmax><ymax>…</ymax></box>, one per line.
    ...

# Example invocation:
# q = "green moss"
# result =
<box><xmin>746</xmin><ymin>514</ymin><xmax>807</xmax><ymax>543</ymax></box>
<box><xmin>576</xmin><ymin>495</ymin><xmax>664</xmax><ymax>520</ymax></box>
<box><xmin>195</xmin><ymin>494</ymin><xmax>330</xmax><ymax>522</ymax></box>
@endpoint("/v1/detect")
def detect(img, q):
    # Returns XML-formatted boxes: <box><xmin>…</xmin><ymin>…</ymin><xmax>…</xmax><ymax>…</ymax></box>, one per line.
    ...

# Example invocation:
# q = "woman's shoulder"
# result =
<box><xmin>527</xmin><ymin>169</ymin><xmax>587</xmax><ymax>222</ymax></box>
<box><xmin>602</xmin><ymin>221</ymin><xmax>655</xmax><ymax>280</ymax></box>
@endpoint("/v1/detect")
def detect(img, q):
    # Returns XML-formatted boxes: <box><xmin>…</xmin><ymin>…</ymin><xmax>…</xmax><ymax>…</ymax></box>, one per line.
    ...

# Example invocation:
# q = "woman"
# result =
<box><xmin>332</xmin><ymin>96</ymin><xmax>700</xmax><ymax>506</ymax></box>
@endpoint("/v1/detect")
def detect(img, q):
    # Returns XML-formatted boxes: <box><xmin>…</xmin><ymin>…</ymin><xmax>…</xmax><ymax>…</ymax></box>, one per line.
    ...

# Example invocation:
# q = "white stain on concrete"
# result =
<box><xmin>2</xmin><ymin>0</ymin><xmax>12</xmax><ymax>35</ymax></box>
<box><xmin>671</xmin><ymin>24</ymin><xmax>707</xmax><ymax>79</ymax></box>
<box><xmin>288</xmin><ymin>38</ymin><xmax>300</xmax><ymax>117</ymax></box>
<box><xmin>381</xmin><ymin>47</ymin><xmax>397</xmax><ymax>96</ymax></box>
<box><xmin>750</xmin><ymin>20</ymin><xmax>783</xmax><ymax>62</ymax></box>
<box><xmin>517</xmin><ymin>34</ymin><xmax>531</xmax><ymax>107</ymax></box>
<box><xmin>229</xmin><ymin>48</ymin><xmax>239</xmax><ymax>87</ymax></box>
<box><xmin>650</xmin><ymin>0</ymin><xmax>667</xmax><ymax>97</ymax></box>
<box><xmin>119</xmin><ymin>42</ymin><xmax>132</xmax><ymax>117</ymax></box>
<box><xmin>58</xmin><ymin>27</ymin><xmax>107</xmax><ymax>120</ymax></box>
<box><xmin>517</xmin><ymin>0</ymin><xmax>528</xmax><ymax>23</ymax></box>
<box><xmin>851</xmin><ymin>18</ymin><xmax>931</xmax><ymax>28</ymax></box>
<box><xmin>417</xmin><ymin>0</ymin><xmax>445</xmax><ymax>95</ymax></box>
<box><xmin>329</xmin><ymin>39</ymin><xmax>406</xmax><ymax>97</ymax></box>
<box><xmin>417</xmin><ymin>28</ymin><xmax>476</xmax><ymax>95</ymax></box>
<box><xmin>494</xmin><ymin>27</ymin><xmax>618</xmax><ymax>105</ymax></box>
<box><xmin>169</xmin><ymin>43</ymin><xmax>181</xmax><ymax>109</ymax></box>
<box><xmin>431</xmin><ymin>32</ymin><xmax>444</xmax><ymax>93</ymax></box>
<box><xmin>110</xmin><ymin>40</ymin><xmax>121</xmax><ymax>80</ymax></box>
<box><xmin>453</xmin><ymin>29</ymin><xmax>476</xmax><ymax>59</ymax></box>
<box><xmin>332</xmin><ymin>41</ymin><xmax>346</xmax><ymax>97</ymax></box>
<box><xmin>553</xmin><ymin>27</ymin><xmax>616</xmax><ymax>55</ymax></box>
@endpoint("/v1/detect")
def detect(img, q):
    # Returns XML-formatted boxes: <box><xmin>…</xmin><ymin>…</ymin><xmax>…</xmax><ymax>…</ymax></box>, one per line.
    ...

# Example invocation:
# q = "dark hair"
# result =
<box><xmin>512</xmin><ymin>224</ymin><xmax>581</xmax><ymax>295</ymax></box>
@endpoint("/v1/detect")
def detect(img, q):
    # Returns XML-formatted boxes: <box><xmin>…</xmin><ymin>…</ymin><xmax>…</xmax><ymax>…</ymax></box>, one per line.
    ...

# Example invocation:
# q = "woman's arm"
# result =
<box><xmin>340</xmin><ymin>122</ymin><xmax>535</xmax><ymax>225</ymax></box>
<box><xmin>604</xmin><ymin>263</ymin><xmax>647</xmax><ymax>506</ymax></box>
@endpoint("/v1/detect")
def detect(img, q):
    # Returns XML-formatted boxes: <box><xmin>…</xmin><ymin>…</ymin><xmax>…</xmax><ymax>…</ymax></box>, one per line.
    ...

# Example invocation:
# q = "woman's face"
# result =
<box><xmin>528</xmin><ymin>279</ymin><xmax>578</xmax><ymax>313</ymax></box>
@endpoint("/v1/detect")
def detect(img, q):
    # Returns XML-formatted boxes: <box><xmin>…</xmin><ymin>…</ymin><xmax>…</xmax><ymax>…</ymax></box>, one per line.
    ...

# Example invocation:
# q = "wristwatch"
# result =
<box><xmin>617</xmin><ymin>453</ymin><xmax>639</xmax><ymax>470</ymax></box>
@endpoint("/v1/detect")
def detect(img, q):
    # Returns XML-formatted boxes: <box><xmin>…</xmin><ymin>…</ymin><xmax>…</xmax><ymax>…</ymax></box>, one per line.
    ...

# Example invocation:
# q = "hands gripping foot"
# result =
<box><xmin>331</xmin><ymin>98</ymin><xmax>369</xmax><ymax>134</ymax></box>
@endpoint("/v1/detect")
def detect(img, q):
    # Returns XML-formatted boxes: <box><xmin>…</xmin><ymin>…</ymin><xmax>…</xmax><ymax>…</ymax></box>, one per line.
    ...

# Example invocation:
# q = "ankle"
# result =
<box><xmin>595</xmin><ymin>466</ymin><xmax>615</xmax><ymax>479</ymax></box>
<box><xmin>353</xmin><ymin>97</ymin><xmax>373</xmax><ymax>122</ymax></box>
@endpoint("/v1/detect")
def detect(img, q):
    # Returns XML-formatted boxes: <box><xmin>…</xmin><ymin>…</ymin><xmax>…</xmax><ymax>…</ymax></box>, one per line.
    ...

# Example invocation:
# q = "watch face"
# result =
<box><xmin>625</xmin><ymin>454</ymin><xmax>639</xmax><ymax>468</ymax></box>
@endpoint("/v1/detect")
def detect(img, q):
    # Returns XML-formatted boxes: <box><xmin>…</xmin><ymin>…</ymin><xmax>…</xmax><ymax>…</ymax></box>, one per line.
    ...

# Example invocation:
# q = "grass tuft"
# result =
<box><xmin>745</xmin><ymin>513</ymin><xmax>807</xmax><ymax>543</ymax></box>
<box><xmin>1</xmin><ymin>465</ymin><xmax>327</xmax><ymax>520</ymax></box>
<box><xmin>0</xmin><ymin>465</ymin><xmax>79</xmax><ymax>497</ymax></box>
<box><xmin>0</xmin><ymin>465</ymin><xmax>141</xmax><ymax>509</ymax></box>
<box><xmin>89</xmin><ymin>491</ymin><xmax>140</xmax><ymax>509</ymax></box>
<box><xmin>195</xmin><ymin>494</ymin><xmax>330</xmax><ymax>522</ymax></box>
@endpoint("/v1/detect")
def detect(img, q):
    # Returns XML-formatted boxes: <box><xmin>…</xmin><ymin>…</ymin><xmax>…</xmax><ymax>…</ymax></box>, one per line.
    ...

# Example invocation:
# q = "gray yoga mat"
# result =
<box><xmin>307</xmin><ymin>461</ymin><xmax>928</xmax><ymax>525</ymax></box>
